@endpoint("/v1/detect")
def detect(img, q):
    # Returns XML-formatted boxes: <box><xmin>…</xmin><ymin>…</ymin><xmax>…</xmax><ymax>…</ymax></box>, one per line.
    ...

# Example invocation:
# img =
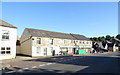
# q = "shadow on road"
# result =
<box><xmin>23</xmin><ymin>55</ymin><xmax>120</xmax><ymax>73</ymax></box>
<box><xmin>2</xmin><ymin>55</ymin><xmax>120</xmax><ymax>74</ymax></box>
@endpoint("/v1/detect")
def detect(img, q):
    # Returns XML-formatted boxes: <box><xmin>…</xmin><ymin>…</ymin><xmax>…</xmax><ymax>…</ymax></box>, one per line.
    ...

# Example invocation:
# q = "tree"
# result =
<box><xmin>98</xmin><ymin>36</ymin><xmax>105</xmax><ymax>42</ymax></box>
<box><xmin>92</xmin><ymin>37</ymin><xmax>99</xmax><ymax>42</ymax></box>
<box><xmin>105</xmin><ymin>35</ymin><xmax>112</xmax><ymax>41</ymax></box>
<box><xmin>116</xmin><ymin>34</ymin><xmax>120</xmax><ymax>40</ymax></box>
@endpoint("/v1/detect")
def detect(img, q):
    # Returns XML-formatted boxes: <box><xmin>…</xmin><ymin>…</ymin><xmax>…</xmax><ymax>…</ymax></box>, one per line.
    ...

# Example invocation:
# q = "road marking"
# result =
<box><xmin>39</xmin><ymin>64</ymin><xmax>46</xmax><ymax>67</ymax></box>
<box><xmin>5</xmin><ymin>71</ymin><xmax>16</xmax><ymax>73</ymax></box>
<box><xmin>46</xmin><ymin>63</ymin><xmax>53</xmax><ymax>65</ymax></box>
<box><xmin>32</xmin><ymin>66</ymin><xmax>37</xmax><ymax>69</ymax></box>
<box><xmin>22</xmin><ymin>68</ymin><xmax>29</xmax><ymax>70</ymax></box>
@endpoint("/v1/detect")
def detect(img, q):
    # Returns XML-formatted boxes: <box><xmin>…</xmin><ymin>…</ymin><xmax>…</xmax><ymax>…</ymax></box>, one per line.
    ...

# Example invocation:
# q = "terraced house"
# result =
<box><xmin>0</xmin><ymin>20</ymin><xmax>17</xmax><ymax>60</ymax></box>
<box><xmin>20</xmin><ymin>28</ymin><xmax>92</xmax><ymax>57</ymax></box>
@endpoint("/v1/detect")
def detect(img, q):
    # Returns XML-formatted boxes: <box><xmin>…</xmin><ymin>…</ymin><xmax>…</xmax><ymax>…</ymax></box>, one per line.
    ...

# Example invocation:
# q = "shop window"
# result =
<box><xmin>2</xmin><ymin>30</ymin><xmax>9</xmax><ymax>40</ymax></box>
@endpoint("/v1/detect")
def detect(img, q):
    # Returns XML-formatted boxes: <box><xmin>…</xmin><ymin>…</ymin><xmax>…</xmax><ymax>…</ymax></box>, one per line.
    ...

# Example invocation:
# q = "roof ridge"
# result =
<box><xmin>26</xmin><ymin>28</ymin><xmax>70</xmax><ymax>35</ymax></box>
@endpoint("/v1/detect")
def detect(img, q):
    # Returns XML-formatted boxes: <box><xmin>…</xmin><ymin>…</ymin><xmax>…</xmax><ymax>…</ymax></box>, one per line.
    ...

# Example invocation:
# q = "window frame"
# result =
<box><xmin>2</xmin><ymin>30</ymin><xmax>9</xmax><ymax>41</ymax></box>
<box><xmin>37</xmin><ymin>38</ymin><xmax>41</xmax><ymax>44</ymax></box>
<box><xmin>36</xmin><ymin>47</ymin><xmax>41</xmax><ymax>54</ymax></box>
<box><xmin>0</xmin><ymin>47</ymin><xmax>11</xmax><ymax>55</ymax></box>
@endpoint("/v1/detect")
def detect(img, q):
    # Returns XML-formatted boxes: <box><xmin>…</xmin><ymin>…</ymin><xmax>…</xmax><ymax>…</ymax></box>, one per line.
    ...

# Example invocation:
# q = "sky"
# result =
<box><xmin>1</xmin><ymin>2</ymin><xmax>118</xmax><ymax>38</ymax></box>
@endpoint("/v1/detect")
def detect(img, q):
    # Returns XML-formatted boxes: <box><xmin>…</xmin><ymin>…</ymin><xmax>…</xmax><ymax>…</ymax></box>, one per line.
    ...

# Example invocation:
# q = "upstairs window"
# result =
<box><xmin>83</xmin><ymin>42</ymin><xmax>85</xmax><ymax>44</ymax></box>
<box><xmin>2</xmin><ymin>30</ymin><xmax>9</xmax><ymax>40</ymax></box>
<box><xmin>37</xmin><ymin>38</ymin><xmax>41</xmax><ymax>44</ymax></box>
<box><xmin>80</xmin><ymin>41</ymin><xmax>82</xmax><ymax>44</ymax></box>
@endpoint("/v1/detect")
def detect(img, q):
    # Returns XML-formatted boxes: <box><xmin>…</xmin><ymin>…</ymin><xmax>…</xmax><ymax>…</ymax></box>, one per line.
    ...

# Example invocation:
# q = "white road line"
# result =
<box><xmin>47</xmin><ymin>63</ymin><xmax>53</xmax><ymax>65</ymax></box>
<box><xmin>32</xmin><ymin>66</ymin><xmax>37</xmax><ymax>69</ymax></box>
<box><xmin>22</xmin><ymin>68</ymin><xmax>29</xmax><ymax>70</ymax></box>
<box><xmin>5</xmin><ymin>71</ymin><xmax>16</xmax><ymax>73</ymax></box>
<box><xmin>39</xmin><ymin>64</ymin><xmax>46</xmax><ymax>67</ymax></box>
<box><xmin>48</xmin><ymin>63</ymin><xmax>53</xmax><ymax>64</ymax></box>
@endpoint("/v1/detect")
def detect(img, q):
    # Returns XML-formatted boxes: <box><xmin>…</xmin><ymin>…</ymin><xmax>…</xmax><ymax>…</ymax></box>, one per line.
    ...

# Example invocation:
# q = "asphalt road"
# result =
<box><xmin>2</xmin><ymin>52</ymin><xmax>120</xmax><ymax>74</ymax></box>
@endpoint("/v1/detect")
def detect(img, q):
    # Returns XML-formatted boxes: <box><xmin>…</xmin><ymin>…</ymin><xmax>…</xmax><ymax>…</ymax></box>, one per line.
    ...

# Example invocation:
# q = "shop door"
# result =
<box><xmin>73</xmin><ymin>48</ymin><xmax>76</xmax><ymax>54</ymax></box>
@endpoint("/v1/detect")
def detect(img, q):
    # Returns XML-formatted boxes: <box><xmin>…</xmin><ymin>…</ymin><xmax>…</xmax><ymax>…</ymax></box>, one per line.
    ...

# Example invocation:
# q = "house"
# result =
<box><xmin>20</xmin><ymin>28</ymin><xmax>92</xmax><ymax>57</ymax></box>
<box><xmin>0</xmin><ymin>20</ymin><xmax>17</xmax><ymax>60</ymax></box>
<box><xmin>70</xmin><ymin>33</ymin><xmax>92</xmax><ymax>53</ymax></box>
<box><xmin>109</xmin><ymin>38</ymin><xmax>120</xmax><ymax>52</ymax></box>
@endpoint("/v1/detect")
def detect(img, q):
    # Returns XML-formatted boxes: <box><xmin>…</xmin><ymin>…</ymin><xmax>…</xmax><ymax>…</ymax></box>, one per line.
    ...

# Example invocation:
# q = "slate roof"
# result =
<box><xmin>70</xmin><ymin>33</ymin><xmax>91</xmax><ymax>41</ymax></box>
<box><xmin>26</xmin><ymin>28</ymin><xmax>90</xmax><ymax>41</ymax></box>
<box><xmin>26</xmin><ymin>28</ymin><xmax>76</xmax><ymax>40</ymax></box>
<box><xmin>0</xmin><ymin>20</ymin><xmax>17</xmax><ymax>28</ymax></box>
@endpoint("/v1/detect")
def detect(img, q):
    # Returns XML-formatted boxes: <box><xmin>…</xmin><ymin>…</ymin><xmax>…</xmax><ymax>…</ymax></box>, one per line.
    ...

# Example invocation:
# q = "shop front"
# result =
<box><xmin>60</xmin><ymin>47</ymin><xmax>68</xmax><ymax>55</ymax></box>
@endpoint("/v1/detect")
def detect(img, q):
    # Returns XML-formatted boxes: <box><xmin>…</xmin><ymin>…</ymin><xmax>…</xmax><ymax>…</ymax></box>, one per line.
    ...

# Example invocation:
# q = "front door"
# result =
<box><xmin>43</xmin><ymin>48</ymin><xmax>47</xmax><ymax>56</ymax></box>
<box><xmin>73</xmin><ymin>48</ymin><xmax>76</xmax><ymax>54</ymax></box>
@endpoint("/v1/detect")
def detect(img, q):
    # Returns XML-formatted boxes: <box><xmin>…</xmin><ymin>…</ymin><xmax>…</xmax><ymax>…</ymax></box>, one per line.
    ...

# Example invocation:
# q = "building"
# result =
<box><xmin>110</xmin><ymin>38</ymin><xmax>120</xmax><ymax>52</ymax></box>
<box><xmin>0</xmin><ymin>20</ymin><xmax>17</xmax><ymax>60</ymax></box>
<box><xmin>20</xmin><ymin>28</ymin><xmax>92</xmax><ymax>57</ymax></box>
<box><xmin>16</xmin><ymin>36</ymin><xmax>21</xmax><ymax>54</ymax></box>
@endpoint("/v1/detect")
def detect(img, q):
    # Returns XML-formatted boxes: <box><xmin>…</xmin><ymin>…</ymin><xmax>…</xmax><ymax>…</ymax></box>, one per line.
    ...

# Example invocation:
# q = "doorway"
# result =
<box><xmin>73</xmin><ymin>48</ymin><xmax>76</xmax><ymax>54</ymax></box>
<box><xmin>43</xmin><ymin>48</ymin><xmax>47</xmax><ymax>56</ymax></box>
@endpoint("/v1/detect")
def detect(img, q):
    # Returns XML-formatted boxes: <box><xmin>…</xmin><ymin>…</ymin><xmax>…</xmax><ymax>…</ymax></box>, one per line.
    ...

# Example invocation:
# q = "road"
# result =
<box><xmin>2</xmin><ymin>52</ymin><xmax>120</xmax><ymax>74</ymax></box>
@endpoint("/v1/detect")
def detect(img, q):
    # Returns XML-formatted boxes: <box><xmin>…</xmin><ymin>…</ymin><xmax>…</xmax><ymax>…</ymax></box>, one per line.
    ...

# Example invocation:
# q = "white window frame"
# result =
<box><xmin>2</xmin><ymin>30</ymin><xmax>9</xmax><ymax>41</ymax></box>
<box><xmin>0</xmin><ymin>47</ymin><xmax>11</xmax><ymax>55</ymax></box>
<box><xmin>36</xmin><ymin>47</ymin><xmax>41</xmax><ymax>54</ymax></box>
<box><xmin>37</xmin><ymin>38</ymin><xmax>41</xmax><ymax>44</ymax></box>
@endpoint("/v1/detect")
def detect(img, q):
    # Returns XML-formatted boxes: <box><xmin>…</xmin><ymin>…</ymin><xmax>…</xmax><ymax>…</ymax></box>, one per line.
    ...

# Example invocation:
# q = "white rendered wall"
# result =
<box><xmin>0</xmin><ymin>26</ymin><xmax>17</xmax><ymax>60</ymax></box>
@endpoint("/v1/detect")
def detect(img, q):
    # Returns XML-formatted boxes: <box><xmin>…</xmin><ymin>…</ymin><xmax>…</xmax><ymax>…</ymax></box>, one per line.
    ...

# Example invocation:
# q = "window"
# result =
<box><xmin>2</xmin><ymin>30</ymin><xmax>9</xmax><ymax>40</ymax></box>
<box><xmin>80</xmin><ymin>41</ymin><xmax>82</xmax><ymax>44</ymax></box>
<box><xmin>71</xmin><ymin>40</ymin><xmax>74</xmax><ymax>43</ymax></box>
<box><xmin>0</xmin><ymin>47</ymin><xmax>11</xmax><ymax>54</ymax></box>
<box><xmin>1</xmin><ymin>47</ymin><xmax>5</xmax><ymax>50</ymax></box>
<box><xmin>43</xmin><ymin>48</ymin><xmax>47</xmax><ymax>55</ymax></box>
<box><xmin>76</xmin><ymin>41</ymin><xmax>78</xmax><ymax>42</ymax></box>
<box><xmin>37</xmin><ymin>38</ymin><xmax>41</xmax><ymax>44</ymax></box>
<box><xmin>36</xmin><ymin>47</ymin><xmax>41</xmax><ymax>54</ymax></box>
<box><xmin>89</xmin><ymin>42</ymin><xmax>91</xmax><ymax>44</ymax></box>
<box><xmin>50</xmin><ymin>39</ymin><xmax>54</xmax><ymax>45</ymax></box>
<box><xmin>87</xmin><ymin>42</ymin><xmax>89</xmax><ymax>44</ymax></box>
<box><xmin>74</xmin><ymin>41</ymin><xmax>76</xmax><ymax>43</ymax></box>
<box><xmin>83</xmin><ymin>42</ymin><xmax>84</xmax><ymax>44</ymax></box>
